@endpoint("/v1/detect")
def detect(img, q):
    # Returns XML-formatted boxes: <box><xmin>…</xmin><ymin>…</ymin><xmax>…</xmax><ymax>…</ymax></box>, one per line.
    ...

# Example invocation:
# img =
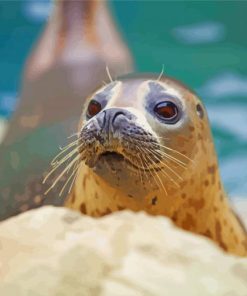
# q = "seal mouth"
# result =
<box><xmin>97</xmin><ymin>150</ymin><xmax>160</xmax><ymax>172</ymax></box>
<box><xmin>85</xmin><ymin>149</ymin><xmax>127</xmax><ymax>168</ymax></box>
<box><xmin>82</xmin><ymin>140</ymin><xmax>165</xmax><ymax>171</ymax></box>
<box><xmin>99</xmin><ymin>151</ymin><xmax>124</xmax><ymax>161</ymax></box>
<box><xmin>96</xmin><ymin>150</ymin><xmax>143</xmax><ymax>171</ymax></box>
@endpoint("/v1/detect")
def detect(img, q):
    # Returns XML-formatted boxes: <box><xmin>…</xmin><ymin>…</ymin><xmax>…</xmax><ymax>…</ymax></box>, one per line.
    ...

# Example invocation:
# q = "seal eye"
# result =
<box><xmin>154</xmin><ymin>101</ymin><xmax>179</xmax><ymax>123</ymax></box>
<box><xmin>87</xmin><ymin>100</ymin><xmax>102</xmax><ymax>118</ymax></box>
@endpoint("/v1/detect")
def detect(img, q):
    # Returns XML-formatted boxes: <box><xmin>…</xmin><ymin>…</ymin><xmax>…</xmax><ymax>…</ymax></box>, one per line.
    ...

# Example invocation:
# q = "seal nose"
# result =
<box><xmin>97</xmin><ymin>108</ymin><xmax>134</xmax><ymax>133</ymax></box>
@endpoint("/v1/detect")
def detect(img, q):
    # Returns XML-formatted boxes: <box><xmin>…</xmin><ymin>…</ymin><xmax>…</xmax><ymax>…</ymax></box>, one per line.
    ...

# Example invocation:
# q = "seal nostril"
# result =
<box><xmin>112</xmin><ymin>111</ymin><xmax>126</xmax><ymax>124</ymax></box>
<box><xmin>96</xmin><ymin>110</ymin><xmax>107</xmax><ymax>129</ymax></box>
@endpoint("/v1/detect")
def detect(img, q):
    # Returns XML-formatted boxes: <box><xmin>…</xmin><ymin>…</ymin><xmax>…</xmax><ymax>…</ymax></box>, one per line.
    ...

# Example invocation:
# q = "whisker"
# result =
<box><xmin>52</xmin><ymin>139</ymin><xmax>79</xmax><ymax>165</ymax></box>
<box><xmin>125</xmin><ymin>137</ymin><xmax>188</xmax><ymax>166</ymax></box>
<box><xmin>152</xmin><ymin>149</ymin><xmax>187</xmax><ymax>168</ymax></box>
<box><xmin>124</xmin><ymin>139</ymin><xmax>184</xmax><ymax>182</ymax></box>
<box><xmin>68</xmin><ymin>162</ymin><xmax>82</xmax><ymax>194</ymax></box>
<box><xmin>144</xmin><ymin>147</ymin><xmax>182</xmax><ymax>187</ymax></box>
<box><xmin>67</xmin><ymin>132</ymin><xmax>79</xmax><ymax>139</ymax></box>
<box><xmin>44</xmin><ymin>154</ymin><xmax>81</xmax><ymax>195</ymax></box>
<box><xmin>128</xmin><ymin>137</ymin><xmax>192</xmax><ymax>164</ymax></box>
<box><xmin>136</xmin><ymin>147</ymin><xmax>150</xmax><ymax>182</ymax></box>
<box><xmin>43</xmin><ymin>148</ymin><xmax>79</xmax><ymax>184</ymax></box>
<box><xmin>146</xmin><ymin>147</ymin><xmax>184</xmax><ymax>181</ymax></box>
<box><xmin>156</xmin><ymin>143</ymin><xmax>194</xmax><ymax>163</ymax></box>
<box><xmin>142</xmin><ymin>153</ymin><xmax>160</xmax><ymax>191</ymax></box>
<box><xmin>157</xmin><ymin>64</ymin><xmax>165</xmax><ymax>81</ymax></box>
<box><xmin>51</xmin><ymin>141</ymin><xmax>83</xmax><ymax>167</ymax></box>
<box><xmin>125</xmin><ymin>137</ymin><xmax>150</xmax><ymax>185</ymax></box>
<box><xmin>66</xmin><ymin>153</ymin><xmax>80</xmax><ymax>175</ymax></box>
<box><xmin>106</xmin><ymin>65</ymin><xmax>113</xmax><ymax>82</ymax></box>
<box><xmin>56</xmin><ymin>146</ymin><xmax>80</xmax><ymax>164</ymax></box>
<box><xmin>142</xmin><ymin>150</ymin><xmax>167</xmax><ymax>196</ymax></box>
<box><xmin>155</xmin><ymin>136</ymin><xmax>170</xmax><ymax>140</ymax></box>
<box><xmin>59</xmin><ymin>161</ymin><xmax>80</xmax><ymax>197</ymax></box>
<box><xmin>50</xmin><ymin>148</ymin><xmax>78</xmax><ymax>175</ymax></box>
<box><xmin>126</xmin><ymin>140</ymin><xmax>143</xmax><ymax>184</ymax></box>
<box><xmin>125</xmin><ymin>136</ymin><xmax>187</xmax><ymax>168</ymax></box>
<box><xmin>59</xmin><ymin>138</ymin><xmax>80</xmax><ymax>151</ymax></box>
<box><xmin>137</xmin><ymin>154</ymin><xmax>144</xmax><ymax>184</ymax></box>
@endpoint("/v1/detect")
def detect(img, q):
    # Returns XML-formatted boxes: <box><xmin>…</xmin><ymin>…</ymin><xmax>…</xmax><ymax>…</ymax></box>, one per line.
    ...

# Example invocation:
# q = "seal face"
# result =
<box><xmin>78</xmin><ymin>77</ymin><xmax>196</xmax><ymax>198</ymax></box>
<box><xmin>47</xmin><ymin>73</ymin><xmax>247</xmax><ymax>257</ymax></box>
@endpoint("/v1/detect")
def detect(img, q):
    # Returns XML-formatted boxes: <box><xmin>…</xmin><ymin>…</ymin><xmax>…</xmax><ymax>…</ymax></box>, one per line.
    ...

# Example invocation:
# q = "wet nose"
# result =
<box><xmin>97</xmin><ymin>108</ymin><xmax>134</xmax><ymax>132</ymax></box>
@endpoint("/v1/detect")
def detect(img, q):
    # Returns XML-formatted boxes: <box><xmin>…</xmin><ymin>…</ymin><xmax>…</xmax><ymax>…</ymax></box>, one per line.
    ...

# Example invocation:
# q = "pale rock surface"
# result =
<box><xmin>0</xmin><ymin>206</ymin><xmax>246</xmax><ymax>296</ymax></box>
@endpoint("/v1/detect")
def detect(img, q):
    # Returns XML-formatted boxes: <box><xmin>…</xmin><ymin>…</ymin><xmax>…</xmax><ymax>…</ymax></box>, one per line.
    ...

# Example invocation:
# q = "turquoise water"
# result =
<box><xmin>0</xmin><ymin>1</ymin><xmax>246</xmax><ymax>197</ymax></box>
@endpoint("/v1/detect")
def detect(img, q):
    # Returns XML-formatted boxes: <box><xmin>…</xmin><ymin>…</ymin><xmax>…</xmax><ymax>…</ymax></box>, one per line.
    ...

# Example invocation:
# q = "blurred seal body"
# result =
<box><xmin>62</xmin><ymin>74</ymin><xmax>247</xmax><ymax>256</ymax></box>
<box><xmin>0</xmin><ymin>0</ymin><xmax>133</xmax><ymax>220</ymax></box>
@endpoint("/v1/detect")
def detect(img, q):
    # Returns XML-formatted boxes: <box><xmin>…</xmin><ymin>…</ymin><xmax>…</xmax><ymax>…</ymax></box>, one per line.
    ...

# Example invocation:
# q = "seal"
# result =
<box><xmin>46</xmin><ymin>73</ymin><xmax>247</xmax><ymax>256</ymax></box>
<box><xmin>0</xmin><ymin>0</ymin><xmax>133</xmax><ymax>221</ymax></box>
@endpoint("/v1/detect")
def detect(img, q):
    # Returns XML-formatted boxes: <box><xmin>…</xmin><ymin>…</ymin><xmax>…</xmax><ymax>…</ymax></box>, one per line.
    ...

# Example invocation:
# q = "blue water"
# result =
<box><xmin>0</xmin><ymin>1</ymin><xmax>246</xmax><ymax>197</ymax></box>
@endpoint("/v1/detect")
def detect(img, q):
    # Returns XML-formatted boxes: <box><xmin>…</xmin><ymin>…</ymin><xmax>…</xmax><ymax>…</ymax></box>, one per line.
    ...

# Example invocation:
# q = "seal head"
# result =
<box><xmin>63</xmin><ymin>74</ymin><xmax>247</xmax><ymax>256</ymax></box>
<box><xmin>78</xmin><ymin>76</ymin><xmax>196</xmax><ymax>198</ymax></box>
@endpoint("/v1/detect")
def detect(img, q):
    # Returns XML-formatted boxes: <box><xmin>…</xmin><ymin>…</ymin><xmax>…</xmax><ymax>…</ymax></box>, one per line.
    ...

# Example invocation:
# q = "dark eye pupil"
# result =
<box><xmin>87</xmin><ymin>100</ymin><xmax>102</xmax><ymax>117</ymax></box>
<box><xmin>154</xmin><ymin>101</ymin><xmax>178</xmax><ymax>120</ymax></box>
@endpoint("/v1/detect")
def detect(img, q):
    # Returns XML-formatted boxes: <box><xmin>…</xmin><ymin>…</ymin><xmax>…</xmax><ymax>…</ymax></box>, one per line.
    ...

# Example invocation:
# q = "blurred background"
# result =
<box><xmin>0</xmin><ymin>0</ymin><xmax>246</xmax><ymax>197</ymax></box>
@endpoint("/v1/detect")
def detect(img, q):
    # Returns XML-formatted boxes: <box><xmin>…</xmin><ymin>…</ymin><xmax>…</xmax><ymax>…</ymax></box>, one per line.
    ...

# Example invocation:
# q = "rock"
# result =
<box><xmin>0</xmin><ymin>206</ymin><xmax>246</xmax><ymax>296</ymax></box>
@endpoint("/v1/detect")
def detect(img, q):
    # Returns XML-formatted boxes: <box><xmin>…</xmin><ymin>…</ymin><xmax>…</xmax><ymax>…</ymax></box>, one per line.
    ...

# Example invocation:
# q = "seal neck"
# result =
<box><xmin>53</xmin><ymin>0</ymin><xmax>99</xmax><ymax>48</ymax></box>
<box><xmin>25</xmin><ymin>0</ymin><xmax>132</xmax><ymax>80</ymax></box>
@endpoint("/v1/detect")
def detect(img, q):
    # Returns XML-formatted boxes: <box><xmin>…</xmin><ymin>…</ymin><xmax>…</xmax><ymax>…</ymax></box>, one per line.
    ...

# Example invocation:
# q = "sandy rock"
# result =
<box><xmin>0</xmin><ymin>206</ymin><xmax>246</xmax><ymax>296</ymax></box>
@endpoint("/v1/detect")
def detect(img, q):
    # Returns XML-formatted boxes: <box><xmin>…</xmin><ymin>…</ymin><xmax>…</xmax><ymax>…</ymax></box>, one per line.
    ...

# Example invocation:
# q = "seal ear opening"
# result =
<box><xmin>196</xmin><ymin>103</ymin><xmax>204</xmax><ymax>119</ymax></box>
